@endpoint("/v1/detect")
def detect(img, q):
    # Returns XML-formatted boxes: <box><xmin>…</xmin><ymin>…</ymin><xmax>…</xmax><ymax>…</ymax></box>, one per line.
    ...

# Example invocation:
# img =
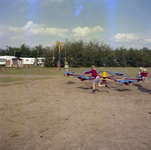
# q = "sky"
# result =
<box><xmin>0</xmin><ymin>0</ymin><xmax>151</xmax><ymax>50</ymax></box>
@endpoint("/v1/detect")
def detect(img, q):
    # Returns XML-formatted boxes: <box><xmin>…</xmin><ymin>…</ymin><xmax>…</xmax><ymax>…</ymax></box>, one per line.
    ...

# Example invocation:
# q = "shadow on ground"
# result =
<box><xmin>66</xmin><ymin>81</ymin><xmax>76</xmax><ymax>84</ymax></box>
<box><xmin>76</xmin><ymin>86</ymin><xmax>109</xmax><ymax>93</ymax></box>
<box><xmin>133</xmin><ymin>83</ymin><xmax>151</xmax><ymax>93</ymax></box>
<box><xmin>115</xmin><ymin>88</ymin><xmax>132</xmax><ymax>92</ymax></box>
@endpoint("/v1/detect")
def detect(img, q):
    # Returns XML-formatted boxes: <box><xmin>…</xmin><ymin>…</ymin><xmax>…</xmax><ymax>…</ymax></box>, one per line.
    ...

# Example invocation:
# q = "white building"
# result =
<box><xmin>21</xmin><ymin>57</ymin><xmax>37</xmax><ymax>65</ymax></box>
<box><xmin>12</xmin><ymin>57</ymin><xmax>23</xmax><ymax>68</ymax></box>
<box><xmin>0</xmin><ymin>56</ymin><xmax>45</xmax><ymax>66</ymax></box>
<box><xmin>0</xmin><ymin>56</ymin><xmax>15</xmax><ymax>66</ymax></box>
<box><xmin>37</xmin><ymin>57</ymin><xmax>45</xmax><ymax>65</ymax></box>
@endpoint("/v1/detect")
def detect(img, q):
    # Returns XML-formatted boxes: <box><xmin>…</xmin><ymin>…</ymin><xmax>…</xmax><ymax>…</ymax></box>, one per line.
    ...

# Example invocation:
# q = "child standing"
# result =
<box><xmin>140</xmin><ymin>68</ymin><xmax>148</xmax><ymax>83</ymax></box>
<box><xmin>84</xmin><ymin>65</ymin><xmax>110</xmax><ymax>94</ymax></box>
<box><xmin>57</xmin><ymin>61</ymin><xmax>61</xmax><ymax>71</ymax></box>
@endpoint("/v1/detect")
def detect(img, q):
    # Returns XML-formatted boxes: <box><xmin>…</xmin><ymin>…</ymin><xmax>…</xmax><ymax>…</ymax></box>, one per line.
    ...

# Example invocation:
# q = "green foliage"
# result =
<box><xmin>15</xmin><ymin>52</ymin><xmax>20</xmax><ymax>58</ymax></box>
<box><xmin>0</xmin><ymin>40</ymin><xmax>151</xmax><ymax>67</ymax></box>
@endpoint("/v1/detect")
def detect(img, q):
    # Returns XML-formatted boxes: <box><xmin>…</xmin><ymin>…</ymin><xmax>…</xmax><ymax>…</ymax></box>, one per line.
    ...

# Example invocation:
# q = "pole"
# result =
<box><xmin>56</xmin><ymin>41</ymin><xmax>65</xmax><ymax>71</ymax></box>
<box><xmin>53</xmin><ymin>43</ymin><xmax>54</xmax><ymax>58</ymax></box>
<box><xmin>59</xmin><ymin>43</ymin><xmax>61</xmax><ymax>71</ymax></box>
<box><xmin>65</xmin><ymin>42</ymin><xmax>66</xmax><ymax>61</ymax></box>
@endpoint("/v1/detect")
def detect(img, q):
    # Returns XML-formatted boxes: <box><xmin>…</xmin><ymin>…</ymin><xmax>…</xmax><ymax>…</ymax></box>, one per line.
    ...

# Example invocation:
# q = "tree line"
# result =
<box><xmin>0</xmin><ymin>40</ymin><xmax>151</xmax><ymax>67</ymax></box>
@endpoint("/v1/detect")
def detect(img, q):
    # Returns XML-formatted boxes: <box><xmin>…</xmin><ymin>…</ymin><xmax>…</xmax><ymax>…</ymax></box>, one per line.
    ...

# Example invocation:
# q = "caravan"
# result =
<box><xmin>37</xmin><ymin>57</ymin><xmax>45</xmax><ymax>65</ymax></box>
<box><xmin>0</xmin><ymin>56</ymin><xmax>15</xmax><ymax>66</ymax></box>
<box><xmin>21</xmin><ymin>58</ymin><xmax>37</xmax><ymax>65</ymax></box>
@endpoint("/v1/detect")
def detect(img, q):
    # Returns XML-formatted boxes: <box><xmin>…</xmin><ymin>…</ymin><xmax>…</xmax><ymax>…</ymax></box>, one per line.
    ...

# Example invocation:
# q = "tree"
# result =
<box><xmin>115</xmin><ymin>47</ymin><xmax>127</xmax><ymax>67</ymax></box>
<box><xmin>1</xmin><ymin>39</ymin><xmax>151</xmax><ymax>67</ymax></box>
<box><xmin>19</xmin><ymin>44</ymin><xmax>31</xmax><ymax>57</ymax></box>
<box><xmin>0</xmin><ymin>49</ymin><xmax>6</xmax><ymax>56</ymax></box>
<box><xmin>43</xmin><ymin>47</ymin><xmax>53</xmax><ymax>67</ymax></box>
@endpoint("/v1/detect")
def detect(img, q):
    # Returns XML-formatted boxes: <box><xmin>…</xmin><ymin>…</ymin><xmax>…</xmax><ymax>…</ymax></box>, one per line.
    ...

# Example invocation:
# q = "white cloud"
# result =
<box><xmin>9</xmin><ymin>26</ymin><xmax>20</xmax><ymax>32</ymax></box>
<box><xmin>25</xmin><ymin>27</ymin><xmax>69</xmax><ymax>37</ymax></box>
<box><xmin>7</xmin><ymin>22</ymin><xmax>104</xmax><ymax>40</ymax></box>
<box><xmin>7</xmin><ymin>21</ymin><xmax>69</xmax><ymax>37</ymax></box>
<box><xmin>10</xmin><ymin>35</ymin><xmax>23</xmax><ymax>40</ymax></box>
<box><xmin>45</xmin><ymin>27</ymin><xmax>69</xmax><ymax>36</ymax></box>
<box><xmin>8</xmin><ymin>21</ymin><xmax>44</xmax><ymax>32</ymax></box>
<box><xmin>146</xmin><ymin>39</ymin><xmax>151</xmax><ymax>43</ymax></box>
<box><xmin>72</xmin><ymin>26</ymin><xmax>104</xmax><ymax>37</ymax></box>
<box><xmin>25</xmin><ymin>28</ymin><xmax>45</xmax><ymax>35</ymax></box>
<box><xmin>22</xmin><ymin>21</ymin><xmax>44</xmax><ymax>31</ymax></box>
<box><xmin>9</xmin><ymin>21</ymin><xmax>44</xmax><ymax>32</ymax></box>
<box><xmin>114</xmin><ymin>33</ymin><xmax>139</xmax><ymax>42</ymax></box>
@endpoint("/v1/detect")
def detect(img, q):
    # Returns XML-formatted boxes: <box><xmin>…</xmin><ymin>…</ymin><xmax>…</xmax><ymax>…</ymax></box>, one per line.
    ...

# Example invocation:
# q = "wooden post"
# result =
<box><xmin>20</xmin><ymin>60</ymin><xmax>22</xmax><ymax>70</ymax></box>
<box><xmin>17</xmin><ymin>59</ymin><xmax>19</xmax><ymax>70</ymax></box>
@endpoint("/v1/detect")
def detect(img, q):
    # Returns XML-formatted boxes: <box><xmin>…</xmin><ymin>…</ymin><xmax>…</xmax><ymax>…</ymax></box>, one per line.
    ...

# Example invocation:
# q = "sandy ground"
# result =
<box><xmin>0</xmin><ymin>73</ymin><xmax>151</xmax><ymax>150</ymax></box>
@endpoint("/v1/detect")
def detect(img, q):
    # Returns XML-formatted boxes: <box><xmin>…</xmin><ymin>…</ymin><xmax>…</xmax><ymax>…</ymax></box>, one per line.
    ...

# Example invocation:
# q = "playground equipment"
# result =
<box><xmin>64</xmin><ymin>69</ymin><xmax>142</xmax><ymax>85</ymax></box>
<box><xmin>53</xmin><ymin>41</ymin><xmax>65</xmax><ymax>70</ymax></box>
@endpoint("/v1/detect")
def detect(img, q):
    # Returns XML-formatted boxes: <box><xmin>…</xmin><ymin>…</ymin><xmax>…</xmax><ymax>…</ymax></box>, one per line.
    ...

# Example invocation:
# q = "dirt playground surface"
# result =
<box><xmin>0</xmin><ymin>72</ymin><xmax>151</xmax><ymax>150</ymax></box>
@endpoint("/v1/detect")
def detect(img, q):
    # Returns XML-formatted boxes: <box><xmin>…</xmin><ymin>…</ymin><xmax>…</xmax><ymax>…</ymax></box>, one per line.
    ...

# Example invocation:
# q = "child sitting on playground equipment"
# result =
<box><xmin>84</xmin><ymin>65</ymin><xmax>110</xmax><ymax>94</ymax></box>
<box><xmin>138</xmin><ymin>67</ymin><xmax>144</xmax><ymax>76</ymax></box>
<box><xmin>64</xmin><ymin>62</ymin><xmax>69</xmax><ymax>72</ymax></box>
<box><xmin>140</xmin><ymin>68</ymin><xmax>148</xmax><ymax>83</ymax></box>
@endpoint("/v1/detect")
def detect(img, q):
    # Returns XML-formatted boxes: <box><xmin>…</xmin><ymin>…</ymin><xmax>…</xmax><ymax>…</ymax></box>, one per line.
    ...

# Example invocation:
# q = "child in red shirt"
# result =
<box><xmin>138</xmin><ymin>67</ymin><xmax>143</xmax><ymax>76</ymax></box>
<box><xmin>57</xmin><ymin>61</ymin><xmax>60</xmax><ymax>71</ymax></box>
<box><xmin>140</xmin><ymin>68</ymin><xmax>148</xmax><ymax>83</ymax></box>
<box><xmin>84</xmin><ymin>65</ymin><xmax>110</xmax><ymax>93</ymax></box>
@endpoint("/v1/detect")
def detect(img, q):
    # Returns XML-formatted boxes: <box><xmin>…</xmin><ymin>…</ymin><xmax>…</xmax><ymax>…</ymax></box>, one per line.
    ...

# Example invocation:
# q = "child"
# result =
<box><xmin>140</xmin><ymin>68</ymin><xmax>148</xmax><ymax>83</ymax></box>
<box><xmin>57</xmin><ymin>61</ymin><xmax>60</xmax><ymax>71</ymax></box>
<box><xmin>138</xmin><ymin>67</ymin><xmax>143</xmax><ymax>76</ymax></box>
<box><xmin>64</xmin><ymin>62</ymin><xmax>69</xmax><ymax>72</ymax></box>
<box><xmin>84</xmin><ymin>65</ymin><xmax>110</xmax><ymax>94</ymax></box>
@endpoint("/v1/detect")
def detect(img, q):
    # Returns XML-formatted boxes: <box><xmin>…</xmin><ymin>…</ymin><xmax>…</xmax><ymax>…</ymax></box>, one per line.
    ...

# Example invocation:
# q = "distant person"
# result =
<box><xmin>57</xmin><ymin>61</ymin><xmax>60</xmax><ymax>71</ymax></box>
<box><xmin>64</xmin><ymin>59</ymin><xmax>66</xmax><ymax>66</ymax></box>
<box><xmin>84</xmin><ymin>65</ymin><xmax>110</xmax><ymax>94</ymax></box>
<box><xmin>64</xmin><ymin>62</ymin><xmax>69</xmax><ymax>72</ymax></box>
<box><xmin>140</xmin><ymin>68</ymin><xmax>148</xmax><ymax>83</ymax></box>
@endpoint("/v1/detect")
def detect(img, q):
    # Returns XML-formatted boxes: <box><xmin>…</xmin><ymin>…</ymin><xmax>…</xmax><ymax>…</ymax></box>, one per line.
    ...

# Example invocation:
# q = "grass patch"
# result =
<box><xmin>0</xmin><ymin>76</ymin><xmax>52</xmax><ymax>85</ymax></box>
<box><xmin>11</xmin><ymin>134</ymin><xmax>19</xmax><ymax>138</ymax></box>
<box><xmin>27</xmin><ymin>99</ymin><xmax>38</xmax><ymax>104</ymax></box>
<box><xmin>1</xmin><ymin>67</ymin><xmax>151</xmax><ymax>80</ymax></box>
<box><xmin>0</xmin><ymin>67</ymin><xmax>63</xmax><ymax>76</ymax></box>
<box><xmin>15</xmin><ymin>104</ymin><xmax>19</xmax><ymax>106</ymax></box>
<box><xmin>95</xmin><ymin>128</ymin><xmax>99</xmax><ymax>132</ymax></box>
<box><xmin>0</xmin><ymin>77</ymin><xmax>23</xmax><ymax>83</ymax></box>
<box><xmin>39</xmin><ymin>128</ymin><xmax>49</xmax><ymax>133</ymax></box>
<box><xmin>64</xmin><ymin>118</ymin><xmax>69</xmax><ymax>120</ymax></box>
<box><xmin>0</xmin><ymin>84</ymin><xmax>10</xmax><ymax>87</ymax></box>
